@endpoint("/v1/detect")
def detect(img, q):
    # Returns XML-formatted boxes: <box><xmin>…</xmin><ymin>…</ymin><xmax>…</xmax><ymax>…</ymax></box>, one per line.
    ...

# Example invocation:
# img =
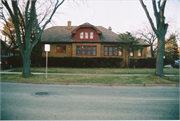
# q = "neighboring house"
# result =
<box><xmin>8</xmin><ymin>46</ymin><xmax>20</xmax><ymax>57</ymax></box>
<box><xmin>41</xmin><ymin>21</ymin><xmax>149</xmax><ymax>67</ymax></box>
<box><xmin>1</xmin><ymin>39</ymin><xmax>9</xmax><ymax>55</ymax></box>
<box><xmin>1</xmin><ymin>39</ymin><xmax>20</xmax><ymax>56</ymax></box>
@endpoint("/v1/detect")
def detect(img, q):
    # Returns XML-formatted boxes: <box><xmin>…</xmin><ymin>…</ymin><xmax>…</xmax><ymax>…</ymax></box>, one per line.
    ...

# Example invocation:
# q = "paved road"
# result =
<box><xmin>1</xmin><ymin>82</ymin><xmax>179</xmax><ymax>120</ymax></box>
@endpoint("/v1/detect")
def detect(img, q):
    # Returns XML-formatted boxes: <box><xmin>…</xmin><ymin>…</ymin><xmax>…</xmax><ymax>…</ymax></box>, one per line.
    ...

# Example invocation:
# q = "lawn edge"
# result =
<box><xmin>1</xmin><ymin>80</ymin><xmax>179</xmax><ymax>87</ymax></box>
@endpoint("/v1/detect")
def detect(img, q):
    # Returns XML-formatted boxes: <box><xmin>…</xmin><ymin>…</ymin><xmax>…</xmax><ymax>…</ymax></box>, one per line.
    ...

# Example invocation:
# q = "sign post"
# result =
<box><xmin>44</xmin><ymin>44</ymin><xmax>50</xmax><ymax>79</ymax></box>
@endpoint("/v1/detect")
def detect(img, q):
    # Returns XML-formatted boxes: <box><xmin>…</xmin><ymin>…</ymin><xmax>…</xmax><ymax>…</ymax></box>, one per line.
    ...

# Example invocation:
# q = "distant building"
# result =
<box><xmin>1</xmin><ymin>39</ymin><xmax>20</xmax><ymax>56</ymax></box>
<box><xmin>41</xmin><ymin>21</ymin><xmax>149</xmax><ymax>67</ymax></box>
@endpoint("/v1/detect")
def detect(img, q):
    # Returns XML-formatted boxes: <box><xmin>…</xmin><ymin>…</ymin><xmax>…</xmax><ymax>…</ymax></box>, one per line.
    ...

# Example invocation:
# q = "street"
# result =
<box><xmin>1</xmin><ymin>82</ymin><xmax>179</xmax><ymax>120</ymax></box>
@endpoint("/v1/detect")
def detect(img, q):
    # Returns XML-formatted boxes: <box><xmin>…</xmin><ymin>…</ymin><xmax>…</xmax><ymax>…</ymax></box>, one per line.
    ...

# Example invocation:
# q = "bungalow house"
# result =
<box><xmin>41</xmin><ymin>21</ymin><xmax>149</xmax><ymax>67</ymax></box>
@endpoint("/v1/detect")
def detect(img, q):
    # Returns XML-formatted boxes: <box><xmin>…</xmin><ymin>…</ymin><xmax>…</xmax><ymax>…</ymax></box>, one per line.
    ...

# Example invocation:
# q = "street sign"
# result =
<box><xmin>44</xmin><ymin>44</ymin><xmax>50</xmax><ymax>79</ymax></box>
<box><xmin>44</xmin><ymin>44</ymin><xmax>50</xmax><ymax>52</ymax></box>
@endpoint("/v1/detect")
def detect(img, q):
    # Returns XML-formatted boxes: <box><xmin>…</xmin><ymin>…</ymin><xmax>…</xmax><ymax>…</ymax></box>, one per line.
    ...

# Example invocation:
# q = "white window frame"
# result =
<box><xmin>118</xmin><ymin>47</ymin><xmax>122</xmax><ymax>56</ymax></box>
<box><xmin>80</xmin><ymin>32</ymin><xmax>84</xmax><ymax>39</ymax></box>
<box><xmin>85</xmin><ymin>32</ymin><xmax>88</xmax><ymax>39</ymax></box>
<box><xmin>130</xmin><ymin>48</ymin><xmax>134</xmax><ymax>57</ymax></box>
<box><xmin>138</xmin><ymin>49</ymin><xmax>142</xmax><ymax>57</ymax></box>
<box><xmin>90</xmin><ymin>32</ymin><xmax>93</xmax><ymax>39</ymax></box>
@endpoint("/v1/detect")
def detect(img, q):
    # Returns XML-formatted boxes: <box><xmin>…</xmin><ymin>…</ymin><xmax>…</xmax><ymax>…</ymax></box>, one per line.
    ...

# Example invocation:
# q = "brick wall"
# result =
<box><xmin>72</xmin><ymin>43</ymin><xmax>101</xmax><ymax>57</ymax></box>
<box><xmin>42</xmin><ymin>44</ymin><xmax>72</xmax><ymax>57</ymax></box>
<box><xmin>42</xmin><ymin>43</ymin><xmax>148</xmax><ymax>67</ymax></box>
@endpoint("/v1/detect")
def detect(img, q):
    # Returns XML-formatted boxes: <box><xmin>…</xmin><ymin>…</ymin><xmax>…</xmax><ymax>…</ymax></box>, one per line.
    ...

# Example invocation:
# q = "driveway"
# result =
<box><xmin>1</xmin><ymin>82</ymin><xmax>179</xmax><ymax>120</ymax></box>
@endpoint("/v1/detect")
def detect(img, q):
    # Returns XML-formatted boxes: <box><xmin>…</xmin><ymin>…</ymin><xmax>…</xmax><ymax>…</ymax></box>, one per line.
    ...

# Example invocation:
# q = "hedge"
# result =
<box><xmin>39</xmin><ymin>57</ymin><xmax>123</xmax><ymax>68</ymax></box>
<box><xmin>130</xmin><ymin>58</ymin><xmax>175</xmax><ymax>68</ymax></box>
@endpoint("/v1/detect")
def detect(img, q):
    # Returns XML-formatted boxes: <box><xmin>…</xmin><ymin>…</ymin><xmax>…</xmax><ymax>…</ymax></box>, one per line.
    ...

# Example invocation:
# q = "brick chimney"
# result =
<box><xmin>67</xmin><ymin>21</ymin><xmax>71</xmax><ymax>30</ymax></box>
<box><xmin>108</xmin><ymin>26</ymin><xmax>112</xmax><ymax>31</ymax></box>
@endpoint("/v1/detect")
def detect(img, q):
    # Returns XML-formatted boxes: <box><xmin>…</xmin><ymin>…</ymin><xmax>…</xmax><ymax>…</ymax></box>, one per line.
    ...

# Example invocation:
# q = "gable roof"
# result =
<box><xmin>41</xmin><ymin>24</ymin><xmax>149</xmax><ymax>46</ymax></box>
<box><xmin>71</xmin><ymin>22</ymin><xmax>102</xmax><ymax>34</ymax></box>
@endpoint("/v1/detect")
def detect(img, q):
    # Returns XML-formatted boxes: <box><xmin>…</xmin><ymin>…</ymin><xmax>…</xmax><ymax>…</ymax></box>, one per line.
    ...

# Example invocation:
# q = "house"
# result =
<box><xmin>1</xmin><ymin>39</ymin><xmax>20</xmax><ymax>56</ymax></box>
<box><xmin>41</xmin><ymin>21</ymin><xmax>149</xmax><ymax>67</ymax></box>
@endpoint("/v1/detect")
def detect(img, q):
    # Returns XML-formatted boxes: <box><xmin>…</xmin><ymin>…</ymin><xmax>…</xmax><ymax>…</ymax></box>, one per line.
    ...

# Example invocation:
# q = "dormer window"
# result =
<box><xmin>80</xmin><ymin>32</ymin><xmax>83</xmax><ymax>39</ymax></box>
<box><xmin>90</xmin><ymin>32</ymin><xmax>93</xmax><ymax>39</ymax></box>
<box><xmin>85</xmin><ymin>32</ymin><xmax>88</xmax><ymax>39</ymax></box>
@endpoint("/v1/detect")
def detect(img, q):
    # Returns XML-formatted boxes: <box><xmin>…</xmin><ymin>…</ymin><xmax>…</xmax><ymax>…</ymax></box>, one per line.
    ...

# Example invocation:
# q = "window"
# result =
<box><xmin>118</xmin><ymin>47</ymin><xmax>122</xmax><ymax>56</ymax></box>
<box><xmin>109</xmin><ymin>47</ymin><xmax>112</xmax><ymax>56</ymax></box>
<box><xmin>15</xmin><ymin>53</ymin><xmax>19</xmax><ymax>56</ymax></box>
<box><xmin>85</xmin><ymin>32</ymin><xmax>88</xmax><ymax>39</ymax></box>
<box><xmin>92</xmin><ymin>46</ymin><xmax>96</xmax><ymax>55</ymax></box>
<box><xmin>80</xmin><ymin>32</ymin><xmax>84</xmax><ymax>39</ymax></box>
<box><xmin>76</xmin><ymin>46</ymin><xmax>97</xmax><ymax>56</ymax></box>
<box><xmin>77</xmin><ymin>46</ymin><xmax>81</xmax><ymax>55</ymax></box>
<box><xmin>82</xmin><ymin>46</ymin><xmax>86</xmax><ymax>55</ymax></box>
<box><xmin>114</xmin><ymin>47</ymin><xmax>117</xmax><ymax>56</ymax></box>
<box><xmin>87</xmin><ymin>46</ymin><xmax>91</xmax><ymax>55</ymax></box>
<box><xmin>104</xmin><ymin>46</ymin><xmax>123</xmax><ymax>56</ymax></box>
<box><xmin>90</xmin><ymin>32</ymin><xmax>93</xmax><ymax>39</ymax></box>
<box><xmin>56</xmin><ymin>46</ymin><xmax>66</xmax><ymax>53</ymax></box>
<box><xmin>104</xmin><ymin>47</ymin><xmax>108</xmax><ymax>56</ymax></box>
<box><xmin>138</xmin><ymin>49</ymin><xmax>142</xmax><ymax>57</ymax></box>
<box><xmin>130</xmin><ymin>48</ymin><xmax>134</xmax><ymax>57</ymax></box>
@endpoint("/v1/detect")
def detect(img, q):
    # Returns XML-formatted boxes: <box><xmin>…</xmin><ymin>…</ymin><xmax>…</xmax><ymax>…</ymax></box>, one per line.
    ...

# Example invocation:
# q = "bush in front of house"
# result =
<box><xmin>40</xmin><ymin>57</ymin><xmax>123</xmax><ymax>68</ymax></box>
<box><xmin>164</xmin><ymin>59</ymin><xmax>175</xmax><ymax>66</ymax></box>
<box><xmin>130</xmin><ymin>58</ymin><xmax>175</xmax><ymax>68</ymax></box>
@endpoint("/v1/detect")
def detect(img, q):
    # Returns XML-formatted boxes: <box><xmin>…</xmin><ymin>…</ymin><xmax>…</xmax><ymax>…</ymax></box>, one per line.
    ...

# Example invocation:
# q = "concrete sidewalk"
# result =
<box><xmin>0</xmin><ymin>71</ymin><xmax>179</xmax><ymax>77</ymax></box>
<box><xmin>1</xmin><ymin>69</ymin><xmax>179</xmax><ymax>87</ymax></box>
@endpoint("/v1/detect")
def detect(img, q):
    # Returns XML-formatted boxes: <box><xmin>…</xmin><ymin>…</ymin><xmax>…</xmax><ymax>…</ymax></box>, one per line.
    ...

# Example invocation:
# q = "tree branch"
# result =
<box><xmin>25</xmin><ymin>0</ymin><xmax>30</xmax><ymax>29</ymax></box>
<box><xmin>11</xmin><ymin>0</ymin><xmax>24</xmax><ymax>57</ymax></box>
<box><xmin>32</xmin><ymin>0</ymin><xmax>65</xmax><ymax>48</ymax></box>
<box><xmin>140</xmin><ymin>0</ymin><xmax>159</xmax><ymax>36</ymax></box>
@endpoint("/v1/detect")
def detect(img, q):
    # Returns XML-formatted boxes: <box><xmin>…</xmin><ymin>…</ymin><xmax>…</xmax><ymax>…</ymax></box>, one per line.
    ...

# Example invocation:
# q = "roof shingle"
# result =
<box><xmin>41</xmin><ymin>25</ymin><xmax>149</xmax><ymax>46</ymax></box>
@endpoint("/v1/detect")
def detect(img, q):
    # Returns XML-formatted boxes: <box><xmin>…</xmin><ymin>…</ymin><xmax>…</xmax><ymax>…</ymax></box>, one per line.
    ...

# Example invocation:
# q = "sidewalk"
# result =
<box><xmin>1</xmin><ymin>69</ymin><xmax>179</xmax><ymax>87</ymax></box>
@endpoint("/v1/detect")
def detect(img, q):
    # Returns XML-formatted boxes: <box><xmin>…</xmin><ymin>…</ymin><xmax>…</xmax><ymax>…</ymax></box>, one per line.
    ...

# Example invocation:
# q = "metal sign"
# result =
<box><xmin>44</xmin><ymin>44</ymin><xmax>50</xmax><ymax>79</ymax></box>
<box><xmin>44</xmin><ymin>44</ymin><xmax>50</xmax><ymax>52</ymax></box>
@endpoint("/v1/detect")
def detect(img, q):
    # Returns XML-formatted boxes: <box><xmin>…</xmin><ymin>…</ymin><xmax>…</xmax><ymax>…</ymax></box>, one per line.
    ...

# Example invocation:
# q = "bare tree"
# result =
<box><xmin>136</xmin><ymin>25</ymin><xmax>177</xmax><ymax>58</ymax></box>
<box><xmin>1</xmin><ymin>0</ymin><xmax>65</xmax><ymax>76</ymax></box>
<box><xmin>140</xmin><ymin>0</ymin><xmax>169</xmax><ymax>77</ymax></box>
<box><xmin>136</xmin><ymin>26</ymin><xmax>157</xmax><ymax>58</ymax></box>
<box><xmin>1</xmin><ymin>13</ymin><xmax>18</xmax><ymax>54</ymax></box>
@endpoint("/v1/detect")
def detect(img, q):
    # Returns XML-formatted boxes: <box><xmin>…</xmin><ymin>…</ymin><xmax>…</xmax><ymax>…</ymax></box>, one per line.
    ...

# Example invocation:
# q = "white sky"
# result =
<box><xmin>48</xmin><ymin>0</ymin><xmax>180</xmax><ymax>34</ymax></box>
<box><xmin>0</xmin><ymin>0</ymin><xmax>180</xmax><ymax>45</ymax></box>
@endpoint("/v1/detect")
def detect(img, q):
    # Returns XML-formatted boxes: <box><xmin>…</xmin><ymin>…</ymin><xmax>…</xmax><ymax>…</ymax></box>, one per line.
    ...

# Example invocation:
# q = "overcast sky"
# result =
<box><xmin>0</xmin><ymin>0</ymin><xmax>179</xmax><ymax>42</ymax></box>
<box><xmin>48</xmin><ymin>0</ymin><xmax>179</xmax><ymax>34</ymax></box>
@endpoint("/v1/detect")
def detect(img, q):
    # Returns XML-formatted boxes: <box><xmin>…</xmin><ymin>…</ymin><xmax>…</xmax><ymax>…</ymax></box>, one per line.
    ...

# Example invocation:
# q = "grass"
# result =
<box><xmin>1</xmin><ymin>74</ymin><xmax>179</xmax><ymax>84</ymax></box>
<box><xmin>10</xmin><ymin>67</ymin><xmax>179</xmax><ymax>75</ymax></box>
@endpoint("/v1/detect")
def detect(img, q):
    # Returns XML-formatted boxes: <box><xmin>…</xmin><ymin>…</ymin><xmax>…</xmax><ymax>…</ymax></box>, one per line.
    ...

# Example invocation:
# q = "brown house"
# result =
<box><xmin>41</xmin><ymin>21</ymin><xmax>149</xmax><ymax>67</ymax></box>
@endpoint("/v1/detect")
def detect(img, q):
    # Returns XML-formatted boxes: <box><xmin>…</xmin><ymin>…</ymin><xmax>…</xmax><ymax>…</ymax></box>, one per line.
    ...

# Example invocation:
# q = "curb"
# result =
<box><xmin>1</xmin><ymin>81</ymin><xmax>179</xmax><ymax>87</ymax></box>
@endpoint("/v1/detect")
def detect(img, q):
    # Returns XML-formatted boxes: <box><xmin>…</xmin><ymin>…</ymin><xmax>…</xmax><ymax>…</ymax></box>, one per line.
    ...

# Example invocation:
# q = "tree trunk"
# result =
<box><xmin>22</xmin><ymin>51</ymin><xmax>31</xmax><ymax>76</ymax></box>
<box><xmin>127</xmin><ymin>51</ymin><xmax>130</xmax><ymax>68</ymax></box>
<box><xmin>150</xmin><ymin>44</ymin><xmax>154</xmax><ymax>58</ymax></box>
<box><xmin>155</xmin><ymin>36</ymin><xmax>165</xmax><ymax>77</ymax></box>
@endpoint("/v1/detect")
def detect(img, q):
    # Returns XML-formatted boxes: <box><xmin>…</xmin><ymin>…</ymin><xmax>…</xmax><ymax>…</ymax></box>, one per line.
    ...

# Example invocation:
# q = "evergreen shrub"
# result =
<box><xmin>40</xmin><ymin>57</ymin><xmax>123</xmax><ymax>68</ymax></box>
<box><xmin>130</xmin><ymin>58</ymin><xmax>175</xmax><ymax>68</ymax></box>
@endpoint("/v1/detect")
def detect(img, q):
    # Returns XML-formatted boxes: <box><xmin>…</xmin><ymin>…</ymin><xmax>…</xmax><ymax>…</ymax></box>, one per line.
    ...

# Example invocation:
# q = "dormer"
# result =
<box><xmin>71</xmin><ymin>22</ymin><xmax>102</xmax><ymax>41</ymax></box>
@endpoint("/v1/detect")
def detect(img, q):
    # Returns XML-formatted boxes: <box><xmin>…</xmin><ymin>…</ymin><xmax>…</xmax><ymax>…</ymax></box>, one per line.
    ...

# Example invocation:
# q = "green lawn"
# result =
<box><xmin>2</xmin><ymin>67</ymin><xmax>178</xmax><ymax>84</ymax></box>
<box><xmin>11</xmin><ymin>67</ymin><xmax>179</xmax><ymax>75</ymax></box>
<box><xmin>1</xmin><ymin>74</ymin><xmax>179</xmax><ymax>84</ymax></box>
